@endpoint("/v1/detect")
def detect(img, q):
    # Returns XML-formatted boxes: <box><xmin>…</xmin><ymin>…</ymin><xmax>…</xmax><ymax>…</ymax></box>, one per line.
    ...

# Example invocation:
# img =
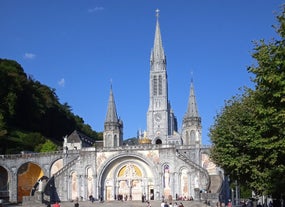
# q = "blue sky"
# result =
<box><xmin>0</xmin><ymin>0</ymin><xmax>284</xmax><ymax>144</ymax></box>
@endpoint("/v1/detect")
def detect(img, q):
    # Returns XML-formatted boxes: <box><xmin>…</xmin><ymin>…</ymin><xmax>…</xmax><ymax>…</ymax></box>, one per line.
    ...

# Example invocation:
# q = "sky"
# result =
<box><xmin>0</xmin><ymin>0</ymin><xmax>284</xmax><ymax>145</ymax></box>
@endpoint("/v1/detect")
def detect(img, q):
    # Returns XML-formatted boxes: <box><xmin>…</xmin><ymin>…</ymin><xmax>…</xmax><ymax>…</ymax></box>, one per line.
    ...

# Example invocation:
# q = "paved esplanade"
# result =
<box><xmin>6</xmin><ymin>200</ymin><xmax>205</xmax><ymax>207</ymax></box>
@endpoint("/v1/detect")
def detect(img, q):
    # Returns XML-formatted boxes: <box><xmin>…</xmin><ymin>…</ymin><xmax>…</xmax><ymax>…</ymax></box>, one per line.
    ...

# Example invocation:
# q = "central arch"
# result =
<box><xmin>116</xmin><ymin>162</ymin><xmax>143</xmax><ymax>201</ymax></box>
<box><xmin>98</xmin><ymin>153</ymin><xmax>158</xmax><ymax>201</ymax></box>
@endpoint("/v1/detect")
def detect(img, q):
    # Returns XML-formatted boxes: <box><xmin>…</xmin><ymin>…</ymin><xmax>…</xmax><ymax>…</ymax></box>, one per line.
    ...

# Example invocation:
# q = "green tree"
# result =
<box><xmin>210</xmin><ymin>91</ymin><xmax>261</xmax><ymax>188</ymax></box>
<box><xmin>0</xmin><ymin>59</ymin><xmax>27</xmax><ymax>124</ymax></box>
<box><xmin>37</xmin><ymin>139</ymin><xmax>58</xmax><ymax>152</ymax></box>
<box><xmin>210</xmin><ymin>6</ymin><xmax>285</xmax><ymax>197</ymax></box>
<box><xmin>247</xmin><ymin>7</ymin><xmax>285</xmax><ymax>197</ymax></box>
<box><xmin>0</xmin><ymin>113</ymin><xmax>7</xmax><ymax>137</ymax></box>
<box><xmin>0</xmin><ymin>58</ymin><xmax>99</xmax><ymax>154</ymax></box>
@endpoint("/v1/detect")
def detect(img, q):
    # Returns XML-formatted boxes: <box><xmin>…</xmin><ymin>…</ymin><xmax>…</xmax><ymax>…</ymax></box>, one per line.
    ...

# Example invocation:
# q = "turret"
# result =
<box><xmin>181</xmin><ymin>79</ymin><xmax>202</xmax><ymax>146</ymax></box>
<box><xmin>103</xmin><ymin>85</ymin><xmax>123</xmax><ymax>147</ymax></box>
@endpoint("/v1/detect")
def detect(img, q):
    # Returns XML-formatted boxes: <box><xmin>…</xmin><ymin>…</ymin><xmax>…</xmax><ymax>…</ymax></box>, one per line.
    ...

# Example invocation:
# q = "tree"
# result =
<box><xmin>0</xmin><ymin>58</ymin><xmax>99</xmax><ymax>154</ymax></box>
<box><xmin>210</xmin><ymin>6</ymin><xmax>285</xmax><ymax>198</ymax></box>
<box><xmin>0</xmin><ymin>113</ymin><xmax>7</xmax><ymax>137</ymax></box>
<box><xmin>0</xmin><ymin>59</ymin><xmax>27</xmax><ymax>124</ymax></box>
<box><xmin>209</xmin><ymin>91</ymin><xmax>263</xmax><ymax>189</ymax></box>
<box><xmin>247</xmin><ymin>7</ymin><xmax>285</xmax><ymax>197</ymax></box>
<box><xmin>37</xmin><ymin>139</ymin><xmax>58</xmax><ymax>152</ymax></box>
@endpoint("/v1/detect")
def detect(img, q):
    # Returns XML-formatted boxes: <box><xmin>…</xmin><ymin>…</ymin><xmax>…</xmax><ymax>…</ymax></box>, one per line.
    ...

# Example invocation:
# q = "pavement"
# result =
<box><xmin>3</xmin><ymin>200</ymin><xmax>206</xmax><ymax>207</ymax></box>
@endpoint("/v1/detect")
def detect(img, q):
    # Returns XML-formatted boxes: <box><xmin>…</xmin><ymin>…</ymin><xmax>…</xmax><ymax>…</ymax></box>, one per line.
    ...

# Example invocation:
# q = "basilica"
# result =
<box><xmin>0</xmin><ymin>10</ymin><xmax>226</xmax><ymax>205</ymax></box>
<box><xmin>59</xmin><ymin>10</ymin><xmax>224</xmax><ymax>203</ymax></box>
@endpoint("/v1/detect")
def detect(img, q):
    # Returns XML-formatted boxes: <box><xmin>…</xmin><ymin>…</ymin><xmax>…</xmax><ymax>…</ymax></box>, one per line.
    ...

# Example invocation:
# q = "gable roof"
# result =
<box><xmin>67</xmin><ymin>130</ymin><xmax>95</xmax><ymax>146</ymax></box>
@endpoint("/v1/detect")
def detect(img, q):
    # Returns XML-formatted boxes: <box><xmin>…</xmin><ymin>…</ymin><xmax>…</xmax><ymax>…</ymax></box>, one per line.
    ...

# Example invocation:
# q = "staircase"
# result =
<box><xmin>209</xmin><ymin>174</ymin><xmax>222</xmax><ymax>193</ymax></box>
<box><xmin>22</xmin><ymin>156</ymin><xmax>80</xmax><ymax>206</ymax></box>
<box><xmin>176</xmin><ymin>151</ymin><xmax>210</xmax><ymax>190</ymax></box>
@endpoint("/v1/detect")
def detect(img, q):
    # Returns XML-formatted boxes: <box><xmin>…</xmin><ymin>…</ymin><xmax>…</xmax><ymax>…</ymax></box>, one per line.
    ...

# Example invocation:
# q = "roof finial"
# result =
<box><xmin>110</xmin><ymin>78</ymin><xmax>113</xmax><ymax>89</ymax></box>
<box><xmin>190</xmin><ymin>71</ymin><xmax>194</xmax><ymax>83</ymax></box>
<box><xmin>156</xmin><ymin>9</ymin><xmax>160</xmax><ymax>19</ymax></box>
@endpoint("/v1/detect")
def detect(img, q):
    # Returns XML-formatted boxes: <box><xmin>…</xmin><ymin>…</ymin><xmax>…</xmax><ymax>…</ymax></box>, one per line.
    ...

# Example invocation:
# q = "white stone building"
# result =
<box><xmin>0</xmin><ymin>10</ymin><xmax>225</xmax><ymax>205</ymax></box>
<box><xmin>59</xmin><ymin>10</ymin><xmax>224</xmax><ymax>203</ymax></box>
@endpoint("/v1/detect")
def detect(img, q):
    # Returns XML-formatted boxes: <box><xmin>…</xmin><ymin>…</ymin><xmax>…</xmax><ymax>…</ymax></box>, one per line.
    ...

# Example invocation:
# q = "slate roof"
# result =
<box><xmin>67</xmin><ymin>130</ymin><xmax>95</xmax><ymax>147</ymax></box>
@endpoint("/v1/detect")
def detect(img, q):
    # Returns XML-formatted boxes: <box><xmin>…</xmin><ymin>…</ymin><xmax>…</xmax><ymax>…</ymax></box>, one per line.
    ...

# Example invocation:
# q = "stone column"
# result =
<box><xmin>173</xmin><ymin>172</ymin><xmax>176</xmax><ymax>199</ymax></box>
<box><xmin>144</xmin><ymin>178</ymin><xmax>148</xmax><ymax>200</ymax></box>
<box><xmin>170</xmin><ymin>173</ymin><xmax>174</xmax><ymax>200</ymax></box>
<box><xmin>94</xmin><ymin>174</ymin><xmax>97</xmax><ymax>199</ymax></box>
<box><xmin>61</xmin><ymin>174</ymin><xmax>68</xmax><ymax>201</ymax></box>
<box><xmin>187</xmin><ymin>171</ymin><xmax>191</xmax><ymax>199</ymax></box>
<box><xmin>115</xmin><ymin>180</ymin><xmax>119</xmax><ymax>200</ymax></box>
<box><xmin>178</xmin><ymin>172</ymin><xmax>182</xmax><ymax>199</ymax></box>
<box><xmin>160</xmin><ymin>172</ymin><xmax>164</xmax><ymax>200</ymax></box>
<box><xmin>44</xmin><ymin>164</ymin><xmax>49</xmax><ymax>177</ymax></box>
<box><xmin>81</xmin><ymin>174</ymin><xmax>85</xmax><ymax>201</ymax></box>
<box><xmin>9</xmin><ymin>168</ymin><xmax>17</xmax><ymax>203</ymax></box>
<box><xmin>76</xmin><ymin>174</ymin><xmax>80</xmax><ymax>201</ymax></box>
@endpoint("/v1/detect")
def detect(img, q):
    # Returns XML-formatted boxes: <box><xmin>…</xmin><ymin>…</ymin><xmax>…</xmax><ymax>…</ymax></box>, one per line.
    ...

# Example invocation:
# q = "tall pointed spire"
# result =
<box><xmin>105</xmin><ymin>84</ymin><xmax>118</xmax><ymax>122</ymax></box>
<box><xmin>148</xmin><ymin>9</ymin><xmax>175</xmax><ymax>144</ymax></box>
<box><xmin>151</xmin><ymin>9</ymin><xmax>166</xmax><ymax>67</ymax></box>
<box><xmin>182</xmin><ymin>79</ymin><xmax>201</xmax><ymax>145</ymax></box>
<box><xmin>185</xmin><ymin>79</ymin><xmax>199</xmax><ymax>118</ymax></box>
<box><xmin>104</xmin><ymin>84</ymin><xmax>123</xmax><ymax>148</ymax></box>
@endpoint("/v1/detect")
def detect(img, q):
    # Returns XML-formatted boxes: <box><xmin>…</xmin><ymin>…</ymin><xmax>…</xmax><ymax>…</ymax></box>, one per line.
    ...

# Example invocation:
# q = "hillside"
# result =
<box><xmin>0</xmin><ymin>59</ymin><xmax>101</xmax><ymax>154</ymax></box>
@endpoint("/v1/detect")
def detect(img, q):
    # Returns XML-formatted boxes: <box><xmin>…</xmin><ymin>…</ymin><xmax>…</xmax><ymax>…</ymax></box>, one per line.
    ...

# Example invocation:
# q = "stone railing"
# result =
<box><xmin>0</xmin><ymin>150</ymin><xmax>63</xmax><ymax>159</ymax></box>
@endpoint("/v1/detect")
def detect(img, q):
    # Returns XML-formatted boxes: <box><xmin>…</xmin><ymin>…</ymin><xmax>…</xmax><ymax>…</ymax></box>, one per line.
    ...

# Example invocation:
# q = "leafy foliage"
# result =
<box><xmin>210</xmin><ymin>6</ymin><xmax>285</xmax><ymax>198</ymax></box>
<box><xmin>36</xmin><ymin>139</ymin><xmax>59</xmax><ymax>152</ymax></box>
<box><xmin>0</xmin><ymin>113</ymin><xmax>7</xmax><ymax>137</ymax></box>
<box><xmin>0</xmin><ymin>59</ymin><xmax>99</xmax><ymax>154</ymax></box>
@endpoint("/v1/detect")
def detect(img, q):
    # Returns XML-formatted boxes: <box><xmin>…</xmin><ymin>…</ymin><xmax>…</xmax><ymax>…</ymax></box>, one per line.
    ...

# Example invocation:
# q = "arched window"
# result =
<box><xmin>158</xmin><ymin>75</ymin><xmax>162</xmax><ymax>95</ymax></box>
<box><xmin>114</xmin><ymin>134</ymin><xmax>117</xmax><ymax>147</ymax></box>
<box><xmin>153</xmin><ymin>76</ymin><xmax>157</xmax><ymax>95</ymax></box>
<box><xmin>186</xmin><ymin>131</ymin><xmax>190</xmax><ymax>145</ymax></box>
<box><xmin>190</xmin><ymin>130</ymin><xmax>195</xmax><ymax>145</ymax></box>
<box><xmin>156</xmin><ymin>139</ymin><xmax>162</xmax><ymax>144</ymax></box>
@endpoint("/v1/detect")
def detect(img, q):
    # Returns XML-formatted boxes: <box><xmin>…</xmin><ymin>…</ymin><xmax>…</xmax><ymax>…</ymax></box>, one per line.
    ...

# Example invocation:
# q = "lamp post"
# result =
<box><xmin>235</xmin><ymin>180</ymin><xmax>239</xmax><ymax>206</ymax></box>
<box><xmin>232</xmin><ymin>189</ymin><xmax>234</xmax><ymax>206</ymax></box>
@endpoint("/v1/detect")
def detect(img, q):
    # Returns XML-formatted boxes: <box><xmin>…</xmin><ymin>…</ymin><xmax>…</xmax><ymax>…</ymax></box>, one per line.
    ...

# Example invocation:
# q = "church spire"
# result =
<box><xmin>151</xmin><ymin>9</ymin><xmax>166</xmax><ymax>67</ymax></box>
<box><xmin>105</xmin><ymin>84</ymin><xmax>118</xmax><ymax>123</ymax></box>
<box><xmin>104</xmin><ymin>84</ymin><xmax>123</xmax><ymax>148</ymax></box>
<box><xmin>185</xmin><ymin>79</ymin><xmax>199</xmax><ymax>118</ymax></box>
<box><xmin>182</xmin><ymin>79</ymin><xmax>201</xmax><ymax>146</ymax></box>
<box><xmin>147</xmin><ymin>9</ymin><xmax>175</xmax><ymax>144</ymax></box>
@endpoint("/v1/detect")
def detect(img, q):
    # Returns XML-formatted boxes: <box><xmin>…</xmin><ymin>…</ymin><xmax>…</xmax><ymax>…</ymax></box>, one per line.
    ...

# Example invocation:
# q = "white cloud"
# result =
<box><xmin>88</xmin><ymin>6</ymin><xmax>104</xmax><ymax>13</ymax></box>
<box><xmin>23</xmin><ymin>53</ymin><xmax>36</xmax><ymax>59</ymax></box>
<box><xmin>58</xmin><ymin>78</ymin><xmax>65</xmax><ymax>87</ymax></box>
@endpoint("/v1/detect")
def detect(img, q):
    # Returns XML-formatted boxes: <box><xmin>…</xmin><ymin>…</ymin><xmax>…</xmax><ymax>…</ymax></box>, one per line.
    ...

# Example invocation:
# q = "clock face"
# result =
<box><xmin>154</xmin><ymin>113</ymin><xmax>161</xmax><ymax>122</ymax></box>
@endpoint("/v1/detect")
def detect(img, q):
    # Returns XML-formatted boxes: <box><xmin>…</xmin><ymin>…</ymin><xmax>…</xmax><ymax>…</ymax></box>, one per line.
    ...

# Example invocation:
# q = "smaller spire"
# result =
<box><xmin>185</xmin><ymin>79</ymin><xmax>199</xmax><ymax>118</ymax></box>
<box><xmin>105</xmin><ymin>84</ymin><xmax>118</xmax><ymax>123</ymax></box>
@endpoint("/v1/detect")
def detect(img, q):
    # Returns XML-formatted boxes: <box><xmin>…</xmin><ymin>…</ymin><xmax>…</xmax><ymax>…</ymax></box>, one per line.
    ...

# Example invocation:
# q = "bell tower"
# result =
<box><xmin>147</xmin><ymin>9</ymin><xmax>176</xmax><ymax>144</ymax></box>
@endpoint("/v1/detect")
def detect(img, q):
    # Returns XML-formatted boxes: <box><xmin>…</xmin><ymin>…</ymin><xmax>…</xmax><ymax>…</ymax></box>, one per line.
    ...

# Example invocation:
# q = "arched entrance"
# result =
<box><xmin>116</xmin><ymin>163</ymin><xmax>143</xmax><ymax>201</ymax></box>
<box><xmin>0</xmin><ymin>166</ymin><xmax>8</xmax><ymax>201</ymax></box>
<box><xmin>100</xmin><ymin>155</ymin><xmax>156</xmax><ymax>201</ymax></box>
<box><xmin>17</xmin><ymin>162</ymin><xmax>43</xmax><ymax>202</ymax></box>
<box><xmin>50</xmin><ymin>158</ymin><xmax>63</xmax><ymax>176</ymax></box>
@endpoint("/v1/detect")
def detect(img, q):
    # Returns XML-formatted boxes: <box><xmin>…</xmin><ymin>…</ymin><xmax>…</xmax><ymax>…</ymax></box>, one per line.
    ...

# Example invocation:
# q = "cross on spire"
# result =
<box><xmin>156</xmin><ymin>9</ymin><xmax>160</xmax><ymax>19</ymax></box>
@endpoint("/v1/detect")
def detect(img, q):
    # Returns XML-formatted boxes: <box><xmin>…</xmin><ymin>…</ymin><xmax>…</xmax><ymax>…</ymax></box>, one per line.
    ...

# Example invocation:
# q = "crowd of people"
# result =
<box><xmin>160</xmin><ymin>200</ymin><xmax>185</xmax><ymax>207</ymax></box>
